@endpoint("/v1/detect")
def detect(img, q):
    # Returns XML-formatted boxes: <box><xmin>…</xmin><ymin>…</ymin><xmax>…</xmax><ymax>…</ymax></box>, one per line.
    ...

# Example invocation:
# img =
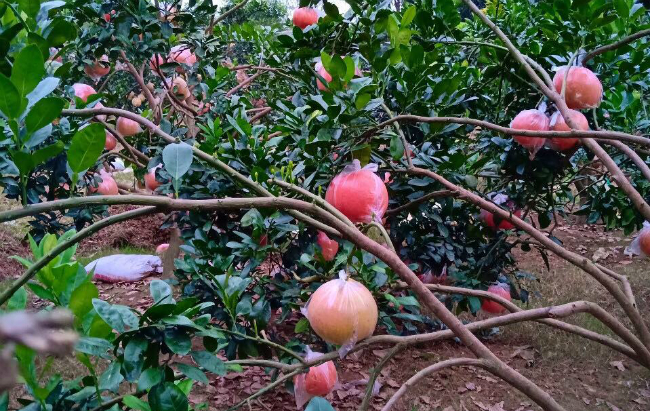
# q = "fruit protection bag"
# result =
<box><xmin>325</xmin><ymin>160</ymin><xmax>389</xmax><ymax>224</ymax></box>
<box><xmin>294</xmin><ymin>347</ymin><xmax>338</xmax><ymax>409</ymax></box>
<box><xmin>302</xmin><ymin>271</ymin><xmax>378</xmax><ymax>357</ymax></box>
<box><xmin>86</xmin><ymin>254</ymin><xmax>162</xmax><ymax>282</ymax></box>
<box><xmin>626</xmin><ymin>221</ymin><xmax>650</xmax><ymax>257</ymax></box>
<box><xmin>510</xmin><ymin>109</ymin><xmax>549</xmax><ymax>159</ymax></box>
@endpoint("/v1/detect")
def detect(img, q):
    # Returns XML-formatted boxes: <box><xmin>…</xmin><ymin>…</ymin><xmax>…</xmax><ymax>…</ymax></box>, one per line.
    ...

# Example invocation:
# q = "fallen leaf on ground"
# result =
<box><xmin>609</xmin><ymin>360</ymin><xmax>625</xmax><ymax>371</ymax></box>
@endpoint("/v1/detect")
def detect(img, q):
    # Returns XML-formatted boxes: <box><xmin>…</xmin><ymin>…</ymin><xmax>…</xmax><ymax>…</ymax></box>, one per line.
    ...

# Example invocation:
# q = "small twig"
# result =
<box><xmin>359</xmin><ymin>344</ymin><xmax>405</xmax><ymax>411</ymax></box>
<box><xmin>206</xmin><ymin>0</ymin><xmax>251</xmax><ymax>34</ymax></box>
<box><xmin>226</xmin><ymin>70</ymin><xmax>265</xmax><ymax>97</ymax></box>
<box><xmin>583</xmin><ymin>29</ymin><xmax>650</xmax><ymax>65</ymax></box>
<box><xmin>222</xmin><ymin>329</ymin><xmax>307</xmax><ymax>365</ymax></box>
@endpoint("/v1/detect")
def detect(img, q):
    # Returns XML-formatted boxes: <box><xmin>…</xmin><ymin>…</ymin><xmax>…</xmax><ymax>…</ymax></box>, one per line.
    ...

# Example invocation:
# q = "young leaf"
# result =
<box><xmin>162</xmin><ymin>142</ymin><xmax>193</xmax><ymax>183</ymax></box>
<box><xmin>68</xmin><ymin>123</ymin><xmax>106</xmax><ymax>173</ymax></box>
<box><xmin>175</xmin><ymin>363</ymin><xmax>209</xmax><ymax>384</ymax></box>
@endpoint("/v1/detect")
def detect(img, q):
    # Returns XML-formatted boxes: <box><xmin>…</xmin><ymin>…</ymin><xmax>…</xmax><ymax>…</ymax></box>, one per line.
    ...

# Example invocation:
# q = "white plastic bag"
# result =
<box><xmin>86</xmin><ymin>254</ymin><xmax>162</xmax><ymax>283</ymax></box>
<box><xmin>294</xmin><ymin>347</ymin><xmax>338</xmax><ymax>409</ymax></box>
<box><xmin>626</xmin><ymin>221</ymin><xmax>650</xmax><ymax>257</ymax></box>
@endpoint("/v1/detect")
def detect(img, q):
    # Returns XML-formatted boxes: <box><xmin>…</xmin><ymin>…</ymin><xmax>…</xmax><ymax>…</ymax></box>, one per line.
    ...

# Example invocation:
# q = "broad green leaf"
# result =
<box><xmin>32</xmin><ymin>141</ymin><xmax>64</xmax><ymax>166</ymax></box>
<box><xmin>162</xmin><ymin>142</ymin><xmax>193</xmax><ymax>182</ymax></box>
<box><xmin>68</xmin><ymin>123</ymin><xmax>106</xmax><ymax>173</ymax></box>
<box><xmin>11</xmin><ymin>151</ymin><xmax>34</xmax><ymax>175</ymax></box>
<box><xmin>0</xmin><ymin>73</ymin><xmax>21</xmax><ymax>118</ymax></box>
<box><xmin>355</xmin><ymin>93</ymin><xmax>371</xmax><ymax>110</ymax></box>
<box><xmin>613</xmin><ymin>0</ymin><xmax>629</xmax><ymax>17</ymax></box>
<box><xmin>305</xmin><ymin>397</ymin><xmax>335</xmax><ymax>411</ymax></box>
<box><xmin>25</xmin><ymin>97</ymin><xmax>64</xmax><ymax>132</ymax></box>
<box><xmin>18</xmin><ymin>0</ymin><xmax>41</xmax><ymax>18</ymax></box>
<box><xmin>92</xmin><ymin>299</ymin><xmax>139</xmax><ymax>332</ymax></box>
<box><xmin>150</xmin><ymin>279</ymin><xmax>175</xmax><ymax>305</ymax></box>
<box><xmin>75</xmin><ymin>336</ymin><xmax>112</xmax><ymax>359</ymax></box>
<box><xmin>323</xmin><ymin>1</ymin><xmax>339</xmax><ymax>17</ymax></box>
<box><xmin>401</xmin><ymin>5</ymin><xmax>416</xmax><ymax>25</ymax></box>
<box><xmin>148</xmin><ymin>383</ymin><xmax>188</xmax><ymax>411</ymax></box>
<box><xmin>164</xmin><ymin>329</ymin><xmax>191</xmax><ymax>354</ymax></box>
<box><xmin>69</xmin><ymin>281</ymin><xmax>98</xmax><ymax>319</ymax></box>
<box><xmin>11</xmin><ymin>45</ymin><xmax>45</xmax><ymax>98</ymax></box>
<box><xmin>45</xmin><ymin>18</ymin><xmax>78</xmax><ymax>47</ymax></box>
<box><xmin>26</xmin><ymin>77</ymin><xmax>59</xmax><ymax>109</ymax></box>
<box><xmin>123</xmin><ymin>395</ymin><xmax>151</xmax><ymax>411</ymax></box>
<box><xmin>191</xmin><ymin>351</ymin><xmax>226</xmax><ymax>376</ymax></box>
<box><xmin>175</xmin><ymin>363</ymin><xmax>208</xmax><ymax>384</ymax></box>
<box><xmin>137</xmin><ymin>367</ymin><xmax>163</xmax><ymax>392</ymax></box>
<box><xmin>389</xmin><ymin>133</ymin><xmax>404</xmax><ymax>160</ymax></box>
<box><xmin>123</xmin><ymin>337</ymin><xmax>148</xmax><ymax>381</ymax></box>
<box><xmin>99</xmin><ymin>361</ymin><xmax>123</xmax><ymax>392</ymax></box>
<box><xmin>240</xmin><ymin>209</ymin><xmax>263</xmax><ymax>228</ymax></box>
<box><xmin>7</xmin><ymin>286</ymin><xmax>27</xmax><ymax>311</ymax></box>
<box><xmin>27</xmin><ymin>33</ymin><xmax>50</xmax><ymax>60</ymax></box>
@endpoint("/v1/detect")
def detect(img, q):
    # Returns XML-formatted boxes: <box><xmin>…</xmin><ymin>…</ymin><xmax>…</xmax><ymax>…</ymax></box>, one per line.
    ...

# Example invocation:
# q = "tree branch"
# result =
<box><xmin>583</xmin><ymin>29</ymin><xmax>650</xmax><ymax>65</ymax></box>
<box><xmin>385</xmin><ymin>190</ymin><xmax>455</xmax><ymax>216</ymax></box>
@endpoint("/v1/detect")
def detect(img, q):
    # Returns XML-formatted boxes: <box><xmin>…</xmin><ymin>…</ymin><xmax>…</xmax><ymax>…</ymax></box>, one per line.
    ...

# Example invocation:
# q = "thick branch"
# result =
<box><xmin>583</xmin><ymin>29</ymin><xmax>650</xmax><ymax>65</ymax></box>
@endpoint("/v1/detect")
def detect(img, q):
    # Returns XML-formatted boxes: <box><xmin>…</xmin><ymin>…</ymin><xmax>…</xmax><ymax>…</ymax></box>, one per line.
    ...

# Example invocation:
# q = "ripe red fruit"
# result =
<box><xmin>293</xmin><ymin>7</ymin><xmax>319</xmax><ymax>29</ymax></box>
<box><xmin>480</xmin><ymin>195</ymin><xmax>521</xmax><ymax>231</ymax></box>
<box><xmin>72</xmin><ymin>83</ymin><xmax>97</xmax><ymax>103</ymax></box>
<box><xmin>103</xmin><ymin>13</ymin><xmax>110</xmax><ymax>22</ymax></box>
<box><xmin>315</xmin><ymin>61</ymin><xmax>363</xmax><ymax>91</ymax></box>
<box><xmin>116</xmin><ymin>117</ymin><xmax>142</xmax><ymax>136</ymax></box>
<box><xmin>149</xmin><ymin>54</ymin><xmax>165</xmax><ymax>72</ymax></box>
<box><xmin>90</xmin><ymin>171</ymin><xmax>119</xmax><ymax>195</ymax></box>
<box><xmin>304</xmin><ymin>361</ymin><xmax>337</xmax><ymax>395</ymax></box>
<box><xmin>144</xmin><ymin>169</ymin><xmax>161</xmax><ymax>191</ymax></box>
<box><xmin>325</xmin><ymin>161</ymin><xmax>389</xmax><ymax>224</ymax></box>
<box><xmin>316</xmin><ymin>231</ymin><xmax>338</xmax><ymax>261</ymax></box>
<box><xmin>553</xmin><ymin>66</ymin><xmax>603</xmax><ymax>109</ymax></box>
<box><xmin>105</xmin><ymin>132</ymin><xmax>116</xmax><ymax>150</ymax></box>
<box><xmin>84</xmin><ymin>55</ymin><xmax>110</xmax><ymax>81</ymax></box>
<box><xmin>169</xmin><ymin>45</ymin><xmax>197</xmax><ymax>67</ymax></box>
<box><xmin>548</xmin><ymin>110</ymin><xmax>589</xmax><ymax>151</ymax></box>
<box><xmin>481</xmin><ymin>283</ymin><xmax>512</xmax><ymax>314</ymax></box>
<box><xmin>639</xmin><ymin>231</ymin><xmax>650</xmax><ymax>255</ymax></box>
<box><xmin>510</xmin><ymin>109</ymin><xmax>549</xmax><ymax>157</ymax></box>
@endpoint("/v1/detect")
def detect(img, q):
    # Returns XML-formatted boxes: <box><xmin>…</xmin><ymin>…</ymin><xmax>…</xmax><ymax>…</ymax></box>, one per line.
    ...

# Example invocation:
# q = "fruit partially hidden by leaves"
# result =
<box><xmin>481</xmin><ymin>283</ymin><xmax>512</xmax><ymax>314</ymax></box>
<box><xmin>83</xmin><ymin>55</ymin><xmax>110</xmax><ymax>81</ymax></box>
<box><xmin>316</xmin><ymin>231</ymin><xmax>338</xmax><ymax>261</ymax></box>
<box><xmin>325</xmin><ymin>160</ymin><xmax>389</xmax><ymax>224</ymax></box>
<box><xmin>548</xmin><ymin>109</ymin><xmax>589</xmax><ymax>151</ymax></box>
<box><xmin>89</xmin><ymin>170</ymin><xmax>118</xmax><ymax>195</ymax></box>
<box><xmin>104</xmin><ymin>132</ymin><xmax>116</xmax><ymax>150</ymax></box>
<box><xmin>149</xmin><ymin>54</ymin><xmax>165</xmax><ymax>72</ymax></box>
<box><xmin>306</xmin><ymin>271</ymin><xmax>378</xmax><ymax>346</ymax></box>
<box><xmin>116</xmin><ymin>117</ymin><xmax>142</xmax><ymax>136</ymax></box>
<box><xmin>72</xmin><ymin>83</ymin><xmax>97</xmax><ymax>103</ymax></box>
<box><xmin>144</xmin><ymin>166</ymin><xmax>162</xmax><ymax>191</ymax></box>
<box><xmin>480</xmin><ymin>194</ymin><xmax>521</xmax><ymax>231</ymax></box>
<box><xmin>553</xmin><ymin>66</ymin><xmax>603</xmax><ymax>109</ymax></box>
<box><xmin>510</xmin><ymin>109</ymin><xmax>549</xmax><ymax>158</ymax></box>
<box><xmin>169</xmin><ymin>45</ymin><xmax>197</xmax><ymax>68</ymax></box>
<box><xmin>293</xmin><ymin>7</ymin><xmax>319</xmax><ymax>29</ymax></box>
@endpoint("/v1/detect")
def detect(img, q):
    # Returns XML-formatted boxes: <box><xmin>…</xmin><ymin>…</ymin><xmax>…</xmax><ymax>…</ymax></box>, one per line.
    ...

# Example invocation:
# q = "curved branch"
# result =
<box><xmin>385</xmin><ymin>190</ymin><xmax>455</xmax><ymax>216</ymax></box>
<box><xmin>61</xmin><ymin>107</ymin><xmax>341</xmax><ymax>237</ymax></box>
<box><xmin>0</xmin><ymin>206</ymin><xmax>158</xmax><ymax>305</ymax></box>
<box><xmin>381</xmin><ymin>358</ymin><xmax>486</xmax><ymax>411</ymax></box>
<box><xmin>226</xmin><ymin>70</ymin><xmax>265</xmax><ymax>98</ymax></box>
<box><xmin>583</xmin><ymin>29</ymin><xmax>650</xmax><ymax>65</ymax></box>
<box><xmin>362</xmin><ymin>115</ymin><xmax>650</xmax><ymax>147</ymax></box>
<box><xmin>598</xmin><ymin>139</ymin><xmax>650</xmax><ymax>182</ymax></box>
<box><xmin>207</xmin><ymin>0</ymin><xmax>250</xmax><ymax>33</ymax></box>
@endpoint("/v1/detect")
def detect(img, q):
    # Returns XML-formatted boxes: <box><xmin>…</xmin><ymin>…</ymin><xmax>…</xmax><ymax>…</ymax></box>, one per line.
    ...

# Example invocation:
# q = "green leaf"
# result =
<box><xmin>323</xmin><ymin>1</ymin><xmax>339</xmax><ymax>17</ymax></box>
<box><xmin>468</xmin><ymin>296</ymin><xmax>481</xmax><ymax>314</ymax></box>
<box><xmin>137</xmin><ymin>367</ymin><xmax>163</xmax><ymax>392</ymax></box>
<box><xmin>241</xmin><ymin>209</ymin><xmax>263</xmax><ymax>228</ymax></box>
<box><xmin>123</xmin><ymin>395</ymin><xmax>151</xmax><ymax>411</ymax></box>
<box><xmin>305</xmin><ymin>397</ymin><xmax>335</xmax><ymax>411</ymax></box>
<box><xmin>11</xmin><ymin>151</ymin><xmax>34</xmax><ymax>175</ymax></box>
<box><xmin>11</xmin><ymin>45</ymin><xmax>45</xmax><ymax>98</ymax></box>
<box><xmin>69</xmin><ymin>281</ymin><xmax>98</xmax><ymax>319</ymax></box>
<box><xmin>191</xmin><ymin>351</ymin><xmax>226</xmax><ymax>376</ymax></box>
<box><xmin>25</xmin><ymin>97</ymin><xmax>64</xmax><ymax>132</ymax></box>
<box><xmin>99</xmin><ymin>361</ymin><xmax>124</xmax><ymax>392</ymax></box>
<box><xmin>7</xmin><ymin>287</ymin><xmax>27</xmax><ymax>311</ymax></box>
<box><xmin>0</xmin><ymin>73</ymin><xmax>21</xmax><ymax>118</ymax></box>
<box><xmin>18</xmin><ymin>0</ymin><xmax>41</xmax><ymax>18</ymax></box>
<box><xmin>26</xmin><ymin>77</ymin><xmax>59</xmax><ymax>109</ymax></box>
<box><xmin>149</xmin><ymin>383</ymin><xmax>188</xmax><ymax>411</ymax></box>
<box><xmin>389</xmin><ymin>133</ymin><xmax>404</xmax><ymax>160</ymax></box>
<box><xmin>613</xmin><ymin>0</ymin><xmax>630</xmax><ymax>17</ymax></box>
<box><xmin>68</xmin><ymin>123</ymin><xmax>106</xmax><ymax>173</ymax></box>
<box><xmin>162</xmin><ymin>142</ymin><xmax>193</xmax><ymax>185</ymax></box>
<box><xmin>355</xmin><ymin>93</ymin><xmax>371</xmax><ymax>110</ymax></box>
<box><xmin>175</xmin><ymin>363</ymin><xmax>208</xmax><ymax>384</ymax></box>
<box><xmin>401</xmin><ymin>5</ymin><xmax>416</xmax><ymax>26</ymax></box>
<box><xmin>123</xmin><ymin>337</ymin><xmax>148</xmax><ymax>381</ymax></box>
<box><xmin>294</xmin><ymin>317</ymin><xmax>310</xmax><ymax>333</ymax></box>
<box><xmin>32</xmin><ymin>141</ymin><xmax>64</xmax><ymax>166</ymax></box>
<box><xmin>164</xmin><ymin>329</ymin><xmax>191</xmax><ymax>355</ymax></box>
<box><xmin>45</xmin><ymin>18</ymin><xmax>77</xmax><ymax>47</ymax></box>
<box><xmin>150</xmin><ymin>279</ymin><xmax>175</xmax><ymax>305</ymax></box>
<box><xmin>75</xmin><ymin>336</ymin><xmax>112</xmax><ymax>359</ymax></box>
<box><xmin>92</xmin><ymin>299</ymin><xmax>139</xmax><ymax>332</ymax></box>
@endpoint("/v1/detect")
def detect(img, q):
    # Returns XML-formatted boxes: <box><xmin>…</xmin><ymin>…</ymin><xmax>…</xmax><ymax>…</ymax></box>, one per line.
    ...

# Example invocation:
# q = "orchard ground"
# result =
<box><xmin>1</xmin><ymin>193</ymin><xmax>648</xmax><ymax>411</ymax></box>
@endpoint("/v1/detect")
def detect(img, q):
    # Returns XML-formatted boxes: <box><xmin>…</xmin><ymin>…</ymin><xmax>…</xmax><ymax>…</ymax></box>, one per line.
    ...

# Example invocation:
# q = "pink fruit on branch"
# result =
<box><xmin>83</xmin><ymin>55</ymin><xmax>110</xmax><ymax>81</ymax></box>
<box><xmin>553</xmin><ymin>66</ymin><xmax>603</xmax><ymax>110</ymax></box>
<box><xmin>72</xmin><ymin>83</ymin><xmax>97</xmax><ymax>103</ymax></box>
<box><xmin>548</xmin><ymin>109</ymin><xmax>589</xmax><ymax>151</ymax></box>
<box><xmin>116</xmin><ymin>117</ymin><xmax>142</xmax><ymax>136</ymax></box>
<box><xmin>481</xmin><ymin>283</ymin><xmax>512</xmax><ymax>314</ymax></box>
<box><xmin>510</xmin><ymin>109</ymin><xmax>550</xmax><ymax>158</ymax></box>
<box><xmin>104</xmin><ymin>132</ymin><xmax>116</xmax><ymax>150</ymax></box>
<box><xmin>293</xmin><ymin>7</ymin><xmax>319</xmax><ymax>29</ymax></box>
<box><xmin>316</xmin><ymin>230</ymin><xmax>339</xmax><ymax>261</ymax></box>
<box><xmin>89</xmin><ymin>170</ymin><xmax>118</xmax><ymax>196</ymax></box>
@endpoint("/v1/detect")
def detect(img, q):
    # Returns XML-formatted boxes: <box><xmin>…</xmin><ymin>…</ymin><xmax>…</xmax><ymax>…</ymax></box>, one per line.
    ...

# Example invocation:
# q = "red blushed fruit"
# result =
<box><xmin>258</xmin><ymin>234</ymin><xmax>268</xmax><ymax>246</ymax></box>
<box><xmin>639</xmin><ymin>231</ymin><xmax>650</xmax><ymax>256</ymax></box>
<box><xmin>553</xmin><ymin>66</ymin><xmax>603</xmax><ymax>110</ymax></box>
<box><xmin>481</xmin><ymin>283</ymin><xmax>512</xmax><ymax>314</ymax></box>
<box><xmin>481</xmin><ymin>203</ymin><xmax>521</xmax><ymax>231</ymax></box>
<box><xmin>510</xmin><ymin>109</ymin><xmax>549</xmax><ymax>156</ymax></box>
<box><xmin>293</xmin><ymin>7</ymin><xmax>319</xmax><ymax>29</ymax></box>
<box><xmin>548</xmin><ymin>110</ymin><xmax>589</xmax><ymax>151</ymax></box>
<box><xmin>316</xmin><ymin>231</ymin><xmax>339</xmax><ymax>261</ymax></box>
<box><xmin>304</xmin><ymin>361</ymin><xmax>337</xmax><ymax>396</ymax></box>
<box><xmin>104</xmin><ymin>132</ymin><xmax>116</xmax><ymax>150</ymax></box>
<box><xmin>103</xmin><ymin>13</ymin><xmax>110</xmax><ymax>22</ymax></box>
<box><xmin>325</xmin><ymin>165</ymin><xmax>389</xmax><ymax>224</ymax></box>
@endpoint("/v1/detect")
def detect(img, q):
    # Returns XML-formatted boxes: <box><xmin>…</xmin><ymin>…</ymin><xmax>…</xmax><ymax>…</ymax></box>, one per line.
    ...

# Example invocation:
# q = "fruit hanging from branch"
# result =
<box><xmin>304</xmin><ymin>271</ymin><xmax>378</xmax><ymax>348</ymax></box>
<box><xmin>144</xmin><ymin>165</ymin><xmax>163</xmax><ymax>191</ymax></box>
<box><xmin>293</xmin><ymin>7</ymin><xmax>319</xmax><ymax>29</ymax></box>
<box><xmin>72</xmin><ymin>83</ymin><xmax>97</xmax><ymax>103</ymax></box>
<box><xmin>480</xmin><ymin>194</ymin><xmax>521</xmax><ymax>231</ymax></box>
<box><xmin>553</xmin><ymin>66</ymin><xmax>603</xmax><ymax>109</ymax></box>
<box><xmin>325</xmin><ymin>160</ymin><xmax>389</xmax><ymax>224</ymax></box>
<box><xmin>482</xmin><ymin>283</ymin><xmax>512</xmax><ymax>314</ymax></box>
<box><xmin>316</xmin><ymin>231</ymin><xmax>339</xmax><ymax>262</ymax></box>
<box><xmin>548</xmin><ymin>109</ymin><xmax>589</xmax><ymax>151</ymax></box>
<box><xmin>510</xmin><ymin>109</ymin><xmax>550</xmax><ymax>158</ymax></box>
<box><xmin>116</xmin><ymin>117</ymin><xmax>143</xmax><ymax>136</ymax></box>
<box><xmin>104</xmin><ymin>131</ymin><xmax>116</xmax><ymax>151</ymax></box>
<box><xmin>83</xmin><ymin>55</ymin><xmax>110</xmax><ymax>81</ymax></box>
<box><xmin>293</xmin><ymin>347</ymin><xmax>338</xmax><ymax>409</ymax></box>
<box><xmin>315</xmin><ymin>61</ymin><xmax>363</xmax><ymax>91</ymax></box>
<box><xmin>89</xmin><ymin>170</ymin><xmax>119</xmax><ymax>196</ymax></box>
